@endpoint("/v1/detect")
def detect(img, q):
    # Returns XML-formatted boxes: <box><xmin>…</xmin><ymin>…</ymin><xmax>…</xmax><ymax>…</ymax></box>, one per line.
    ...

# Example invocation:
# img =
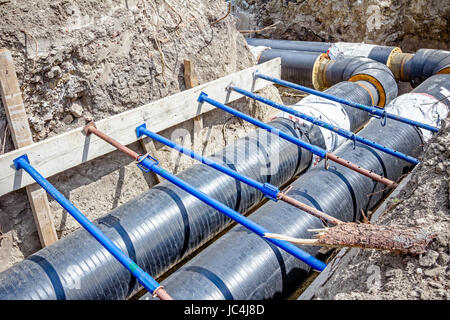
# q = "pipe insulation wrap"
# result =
<box><xmin>384</xmin><ymin>74</ymin><xmax>450</xmax><ymax>142</ymax></box>
<box><xmin>320</xmin><ymin>57</ymin><xmax>398</xmax><ymax>107</ymax></box>
<box><xmin>142</xmin><ymin>116</ymin><xmax>423</xmax><ymax>300</ymax></box>
<box><xmin>0</xmin><ymin>79</ymin><xmax>378</xmax><ymax>300</ymax></box>
<box><xmin>0</xmin><ymin>119</ymin><xmax>312</xmax><ymax>300</ymax></box>
<box><xmin>273</xmin><ymin>81</ymin><xmax>372</xmax><ymax>152</ymax></box>
<box><xmin>256</xmin><ymin>48</ymin><xmax>322</xmax><ymax>87</ymax></box>
<box><xmin>404</xmin><ymin>49</ymin><xmax>450</xmax><ymax>87</ymax></box>
<box><xmin>327</xmin><ymin>42</ymin><xmax>401</xmax><ymax>65</ymax></box>
<box><xmin>144</xmin><ymin>73</ymin><xmax>450</xmax><ymax>301</ymax></box>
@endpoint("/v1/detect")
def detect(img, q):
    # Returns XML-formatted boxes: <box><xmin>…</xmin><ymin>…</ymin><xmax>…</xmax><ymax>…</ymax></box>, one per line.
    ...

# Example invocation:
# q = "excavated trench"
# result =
<box><xmin>0</xmin><ymin>0</ymin><xmax>449</xmax><ymax>300</ymax></box>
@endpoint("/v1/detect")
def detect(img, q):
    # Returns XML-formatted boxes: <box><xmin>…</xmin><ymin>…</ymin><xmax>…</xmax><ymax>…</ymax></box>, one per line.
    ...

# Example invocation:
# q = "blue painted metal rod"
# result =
<box><xmin>136</xmin><ymin>124</ymin><xmax>280</xmax><ymax>201</ymax></box>
<box><xmin>197</xmin><ymin>92</ymin><xmax>399</xmax><ymax>188</ymax></box>
<box><xmin>136</xmin><ymin>155</ymin><xmax>326</xmax><ymax>271</ymax></box>
<box><xmin>85</xmin><ymin>125</ymin><xmax>326</xmax><ymax>271</ymax></box>
<box><xmin>136</xmin><ymin>124</ymin><xmax>344</xmax><ymax>226</ymax></box>
<box><xmin>12</xmin><ymin>154</ymin><xmax>172</xmax><ymax>300</ymax></box>
<box><xmin>255</xmin><ymin>71</ymin><xmax>440</xmax><ymax>133</ymax></box>
<box><xmin>197</xmin><ymin>92</ymin><xmax>327</xmax><ymax>158</ymax></box>
<box><xmin>229</xmin><ymin>85</ymin><xmax>420</xmax><ymax>165</ymax></box>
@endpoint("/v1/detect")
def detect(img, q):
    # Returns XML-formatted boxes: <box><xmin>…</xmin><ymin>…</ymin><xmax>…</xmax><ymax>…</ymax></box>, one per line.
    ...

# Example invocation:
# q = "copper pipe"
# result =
<box><xmin>84</xmin><ymin>122</ymin><xmax>140</xmax><ymax>161</ymax></box>
<box><xmin>84</xmin><ymin>122</ymin><xmax>174</xmax><ymax>300</ymax></box>
<box><xmin>326</xmin><ymin>153</ymin><xmax>398</xmax><ymax>188</ymax></box>
<box><xmin>278</xmin><ymin>192</ymin><xmax>343</xmax><ymax>226</ymax></box>
<box><xmin>153</xmin><ymin>287</ymin><xmax>174</xmax><ymax>300</ymax></box>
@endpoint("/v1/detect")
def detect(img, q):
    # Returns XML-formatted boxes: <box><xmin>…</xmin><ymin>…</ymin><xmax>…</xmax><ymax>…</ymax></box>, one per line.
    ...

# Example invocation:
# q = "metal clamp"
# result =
<box><xmin>262</xmin><ymin>182</ymin><xmax>280</xmax><ymax>202</ymax></box>
<box><xmin>380</xmin><ymin>111</ymin><xmax>387</xmax><ymax>127</ymax></box>
<box><xmin>351</xmin><ymin>134</ymin><xmax>357</xmax><ymax>150</ymax></box>
<box><xmin>135</xmin><ymin>152</ymin><xmax>159</xmax><ymax>173</ymax></box>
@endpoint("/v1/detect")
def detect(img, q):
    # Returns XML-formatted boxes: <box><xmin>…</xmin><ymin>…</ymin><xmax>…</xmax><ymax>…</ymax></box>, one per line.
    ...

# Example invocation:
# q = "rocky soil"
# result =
<box><xmin>234</xmin><ymin>0</ymin><xmax>450</xmax><ymax>52</ymax></box>
<box><xmin>303</xmin><ymin>116</ymin><xmax>450</xmax><ymax>300</ymax></box>
<box><xmin>0</xmin><ymin>0</ymin><xmax>282</xmax><ymax>272</ymax></box>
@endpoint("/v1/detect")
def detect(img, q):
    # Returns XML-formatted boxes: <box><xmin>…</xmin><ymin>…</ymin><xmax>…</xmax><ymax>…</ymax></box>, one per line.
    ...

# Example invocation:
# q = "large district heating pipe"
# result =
<box><xmin>248</xmin><ymin>39</ymin><xmax>450</xmax><ymax>88</ymax></box>
<box><xmin>0</xmin><ymin>62</ymin><xmax>391</xmax><ymax>300</ymax></box>
<box><xmin>142</xmin><ymin>74</ymin><xmax>449</xmax><ymax>300</ymax></box>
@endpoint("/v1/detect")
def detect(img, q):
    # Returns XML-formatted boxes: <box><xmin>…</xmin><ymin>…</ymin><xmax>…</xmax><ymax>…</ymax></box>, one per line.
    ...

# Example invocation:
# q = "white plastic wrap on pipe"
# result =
<box><xmin>273</xmin><ymin>95</ymin><xmax>351</xmax><ymax>168</ymax></box>
<box><xmin>328</xmin><ymin>42</ymin><xmax>377</xmax><ymax>60</ymax></box>
<box><xmin>385</xmin><ymin>89</ymin><xmax>449</xmax><ymax>142</ymax></box>
<box><xmin>249</xmin><ymin>45</ymin><xmax>270</xmax><ymax>62</ymax></box>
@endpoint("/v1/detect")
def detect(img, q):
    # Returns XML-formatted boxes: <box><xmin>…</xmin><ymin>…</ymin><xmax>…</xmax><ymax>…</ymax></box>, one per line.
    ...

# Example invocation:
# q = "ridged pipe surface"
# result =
<box><xmin>403</xmin><ymin>49</ymin><xmax>450</xmax><ymax>87</ymax></box>
<box><xmin>0</xmin><ymin>82</ymin><xmax>375</xmax><ymax>300</ymax></box>
<box><xmin>145</xmin><ymin>117</ymin><xmax>423</xmax><ymax>300</ymax></box>
<box><xmin>257</xmin><ymin>49</ymin><xmax>322</xmax><ymax>87</ymax></box>
<box><xmin>323</xmin><ymin>57</ymin><xmax>398</xmax><ymax>107</ymax></box>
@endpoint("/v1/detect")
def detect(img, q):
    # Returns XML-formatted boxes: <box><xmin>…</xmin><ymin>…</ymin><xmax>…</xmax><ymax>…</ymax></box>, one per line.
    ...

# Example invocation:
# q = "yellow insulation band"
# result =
<box><xmin>311</xmin><ymin>53</ymin><xmax>331</xmax><ymax>91</ymax></box>
<box><xmin>354</xmin><ymin>81</ymin><xmax>376</xmax><ymax>106</ymax></box>
<box><xmin>437</xmin><ymin>67</ymin><xmax>450</xmax><ymax>74</ymax></box>
<box><xmin>349</xmin><ymin>74</ymin><xmax>386</xmax><ymax>107</ymax></box>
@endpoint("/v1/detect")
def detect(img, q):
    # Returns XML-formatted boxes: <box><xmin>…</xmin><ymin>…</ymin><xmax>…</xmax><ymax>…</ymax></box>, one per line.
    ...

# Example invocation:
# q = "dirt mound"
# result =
<box><xmin>304</xmin><ymin>116</ymin><xmax>450</xmax><ymax>300</ymax></box>
<box><xmin>0</xmin><ymin>0</ymin><xmax>282</xmax><ymax>272</ymax></box>
<box><xmin>234</xmin><ymin>0</ymin><xmax>449</xmax><ymax>52</ymax></box>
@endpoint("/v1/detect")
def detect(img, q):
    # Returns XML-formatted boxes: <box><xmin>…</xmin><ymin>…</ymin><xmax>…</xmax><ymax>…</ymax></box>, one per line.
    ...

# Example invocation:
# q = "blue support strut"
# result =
<box><xmin>84</xmin><ymin>124</ymin><xmax>326</xmax><ymax>271</ymax></box>
<box><xmin>196</xmin><ymin>92</ymin><xmax>399</xmax><ymax>188</ymax></box>
<box><xmin>134</xmin><ymin>153</ymin><xmax>326</xmax><ymax>271</ymax></box>
<box><xmin>197</xmin><ymin>92</ymin><xmax>327</xmax><ymax>159</ymax></box>
<box><xmin>229</xmin><ymin>85</ymin><xmax>420</xmax><ymax>165</ymax></box>
<box><xmin>12</xmin><ymin>154</ymin><xmax>168</xmax><ymax>299</ymax></box>
<box><xmin>136</xmin><ymin>124</ymin><xmax>280</xmax><ymax>201</ymax></box>
<box><xmin>254</xmin><ymin>71</ymin><xmax>440</xmax><ymax>133</ymax></box>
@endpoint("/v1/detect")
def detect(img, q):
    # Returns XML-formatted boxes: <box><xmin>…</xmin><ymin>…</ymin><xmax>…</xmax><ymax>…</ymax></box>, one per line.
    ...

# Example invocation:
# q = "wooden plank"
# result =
<box><xmin>193</xmin><ymin>115</ymin><xmax>203</xmax><ymax>153</ymax></box>
<box><xmin>184</xmin><ymin>59</ymin><xmax>203</xmax><ymax>153</ymax></box>
<box><xmin>183</xmin><ymin>59</ymin><xmax>199</xmax><ymax>89</ymax></box>
<box><xmin>0</xmin><ymin>48</ymin><xmax>58</xmax><ymax>246</ymax></box>
<box><xmin>0</xmin><ymin>58</ymin><xmax>281</xmax><ymax>197</ymax></box>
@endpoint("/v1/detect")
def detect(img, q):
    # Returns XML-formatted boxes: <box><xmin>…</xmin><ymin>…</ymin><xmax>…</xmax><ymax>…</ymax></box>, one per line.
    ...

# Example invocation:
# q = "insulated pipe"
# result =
<box><xmin>137</xmin><ymin>125</ymin><xmax>343</xmax><ymax>226</ymax></box>
<box><xmin>247</xmin><ymin>40</ymin><xmax>401</xmax><ymax>87</ymax></box>
<box><xmin>198</xmin><ymin>92</ymin><xmax>398</xmax><ymax>188</ymax></box>
<box><xmin>247</xmin><ymin>39</ymin><xmax>448</xmax><ymax>88</ymax></box>
<box><xmin>11</xmin><ymin>155</ymin><xmax>172</xmax><ymax>301</ymax></box>
<box><xmin>136</xmin><ymin>124</ymin><xmax>280</xmax><ymax>201</ymax></box>
<box><xmin>0</xmin><ymin>81</ymin><xmax>374</xmax><ymax>300</ymax></box>
<box><xmin>146</xmin><ymin>74</ymin><xmax>449</xmax><ymax>301</ymax></box>
<box><xmin>85</xmin><ymin>124</ymin><xmax>326</xmax><ymax>271</ymax></box>
<box><xmin>390</xmin><ymin>49</ymin><xmax>450</xmax><ymax>87</ymax></box>
<box><xmin>143</xmin><ymin>107</ymin><xmax>425</xmax><ymax>301</ymax></box>
<box><xmin>246</xmin><ymin>39</ymin><xmax>401</xmax><ymax>65</ymax></box>
<box><xmin>257</xmin><ymin>49</ymin><xmax>322</xmax><ymax>88</ymax></box>
<box><xmin>312</xmin><ymin>56</ymin><xmax>398</xmax><ymax>107</ymax></box>
<box><xmin>229</xmin><ymin>85</ymin><xmax>420</xmax><ymax>165</ymax></box>
<box><xmin>256</xmin><ymin>72</ymin><xmax>441</xmax><ymax>133</ymax></box>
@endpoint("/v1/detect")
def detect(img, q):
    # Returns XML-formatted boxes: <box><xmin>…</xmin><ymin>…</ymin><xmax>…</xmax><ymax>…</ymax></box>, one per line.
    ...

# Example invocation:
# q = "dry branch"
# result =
<box><xmin>265</xmin><ymin>222</ymin><xmax>436</xmax><ymax>255</ymax></box>
<box><xmin>239</xmin><ymin>21</ymin><xmax>281</xmax><ymax>34</ymax></box>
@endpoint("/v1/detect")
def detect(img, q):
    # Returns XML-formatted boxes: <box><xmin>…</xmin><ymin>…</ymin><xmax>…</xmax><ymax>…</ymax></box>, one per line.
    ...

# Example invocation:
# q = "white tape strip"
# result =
<box><xmin>385</xmin><ymin>92</ymin><xmax>449</xmax><ymax>142</ymax></box>
<box><xmin>274</xmin><ymin>95</ymin><xmax>351</xmax><ymax>152</ymax></box>
<box><xmin>328</xmin><ymin>42</ymin><xmax>376</xmax><ymax>60</ymax></box>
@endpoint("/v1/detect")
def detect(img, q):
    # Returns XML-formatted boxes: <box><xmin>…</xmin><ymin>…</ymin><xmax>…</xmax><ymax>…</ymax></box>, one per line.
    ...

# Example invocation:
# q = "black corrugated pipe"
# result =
<box><xmin>257</xmin><ymin>49</ymin><xmax>322</xmax><ymax>88</ymax></box>
<box><xmin>390</xmin><ymin>49</ymin><xmax>450</xmax><ymax>87</ymax></box>
<box><xmin>313</xmin><ymin>56</ymin><xmax>398</xmax><ymax>107</ymax></box>
<box><xmin>0</xmin><ymin>81</ymin><xmax>375</xmax><ymax>299</ymax></box>
<box><xmin>247</xmin><ymin>39</ymin><xmax>449</xmax><ymax>87</ymax></box>
<box><xmin>249</xmin><ymin>46</ymin><xmax>398</xmax><ymax>104</ymax></box>
<box><xmin>247</xmin><ymin>39</ymin><xmax>401</xmax><ymax>65</ymax></box>
<box><xmin>142</xmin><ymin>74</ymin><xmax>448</xmax><ymax>301</ymax></box>
<box><xmin>246</xmin><ymin>38</ymin><xmax>331</xmax><ymax>53</ymax></box>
